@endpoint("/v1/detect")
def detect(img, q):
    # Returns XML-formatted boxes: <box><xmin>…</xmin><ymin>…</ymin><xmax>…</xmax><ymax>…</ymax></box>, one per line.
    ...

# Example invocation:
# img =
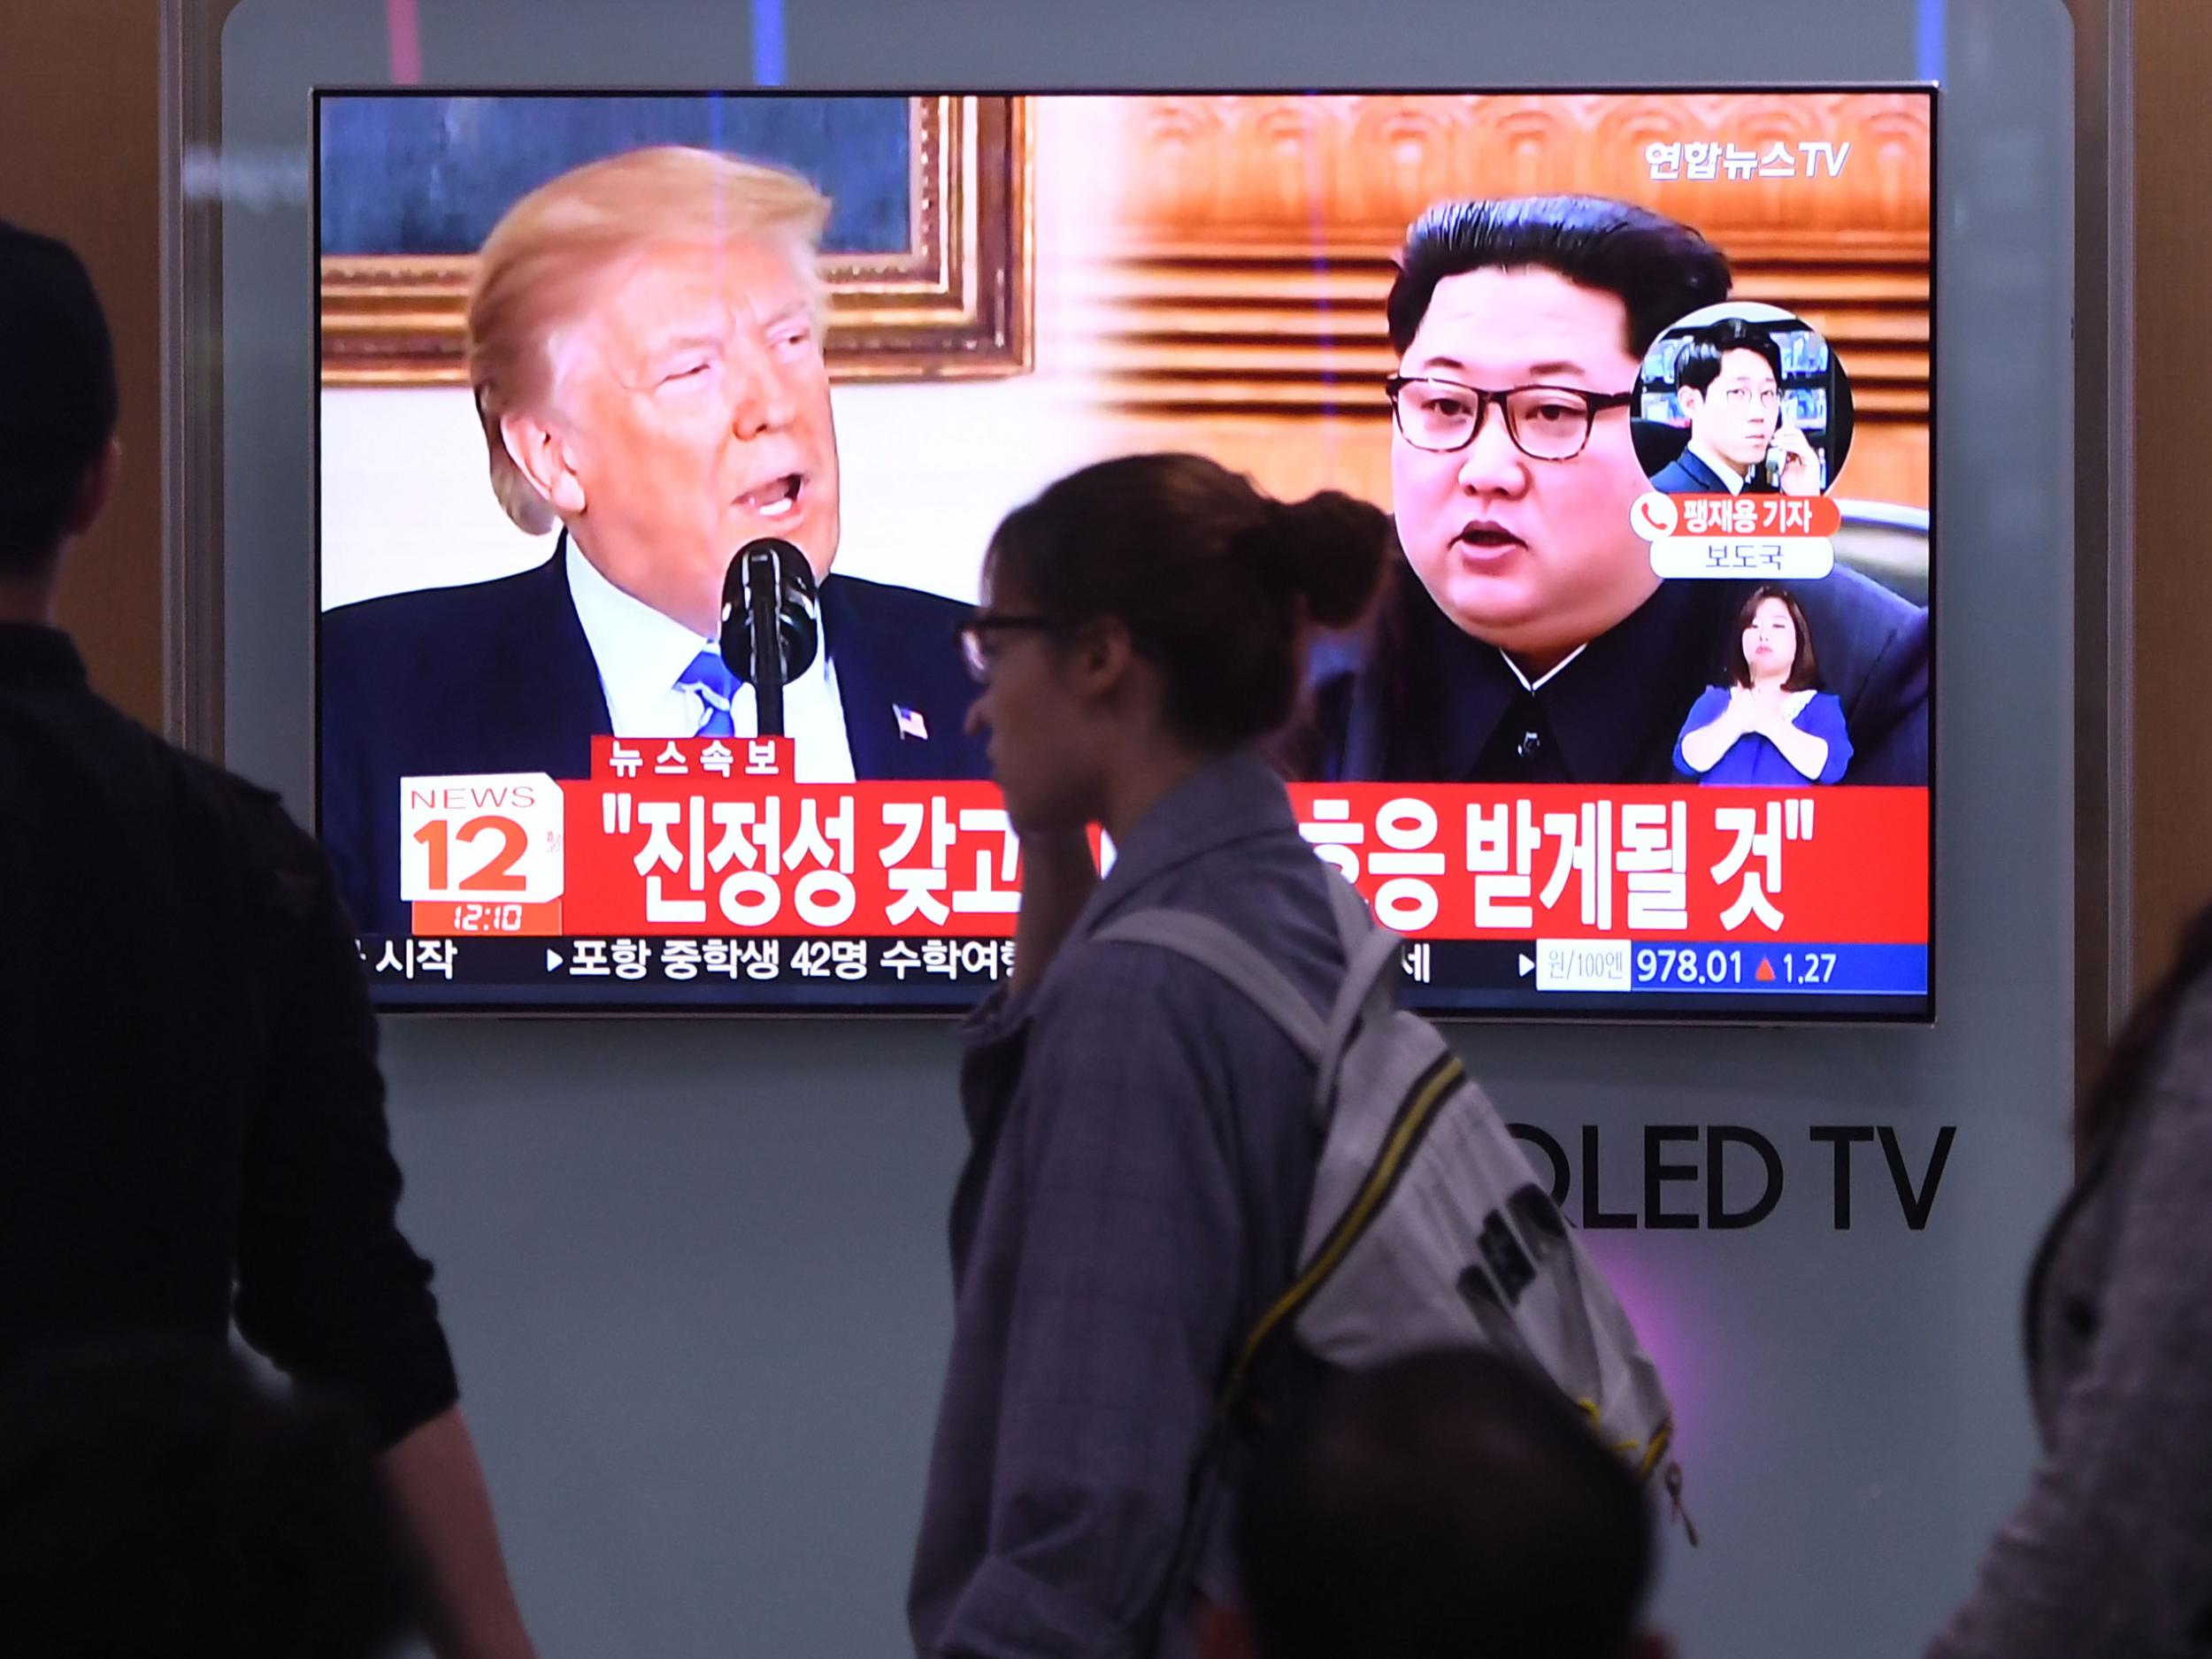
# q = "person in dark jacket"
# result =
<box><xmin>908</xmin><ymin>453</ymin><xmax>1394</xmax><ymax>1659</ymax></box>
<box><xmin>0</xmin><ymin>218</ymin><xmax>534</xmax><ymax>1659</ymax></box>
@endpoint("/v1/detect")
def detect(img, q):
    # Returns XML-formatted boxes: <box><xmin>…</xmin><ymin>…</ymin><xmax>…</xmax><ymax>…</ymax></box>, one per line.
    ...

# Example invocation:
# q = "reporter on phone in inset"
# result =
<box><xmin>1648</xmin><ymin>319</ymin><xmax>1821</xmax><ymax>497</ymax></box>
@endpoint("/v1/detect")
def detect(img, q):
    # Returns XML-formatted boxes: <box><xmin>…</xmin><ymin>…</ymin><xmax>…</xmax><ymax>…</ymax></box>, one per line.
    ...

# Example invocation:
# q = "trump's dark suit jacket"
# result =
<box><xmin>320</xmin><ymin>546</ymin><xmax>987</xmax><ymax>936</ymax></box>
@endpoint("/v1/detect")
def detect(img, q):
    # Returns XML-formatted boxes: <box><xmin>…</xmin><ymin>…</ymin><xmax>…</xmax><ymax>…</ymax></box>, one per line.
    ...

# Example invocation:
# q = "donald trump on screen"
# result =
<box><xmin>320</xmin><ymin>146</ymin><xmax>987</xmax><ymax>936</ymax></box>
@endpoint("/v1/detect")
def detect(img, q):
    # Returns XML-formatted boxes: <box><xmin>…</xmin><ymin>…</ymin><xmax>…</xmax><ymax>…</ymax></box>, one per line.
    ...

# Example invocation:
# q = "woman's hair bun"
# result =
<box><xmin>987</xmin><ymin>453</ymin><xmax>1395</xmax><ymax>751</ymax></box>
<box><xmin>1267</xmin><ymin>489</ymin><xmax>1395</xmax><ymax>628</ymax></box>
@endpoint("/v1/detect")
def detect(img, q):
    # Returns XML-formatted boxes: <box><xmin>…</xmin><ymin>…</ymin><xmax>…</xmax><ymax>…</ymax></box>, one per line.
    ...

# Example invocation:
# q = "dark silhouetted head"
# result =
<box><xmin>0</xmin><ymin>220</ymin><xmax>119</xmax><ymax>578</ymax></box>
<box><xmin>1229</xmin><ymin>1348</ymin><xmax>1662</xmax><ymax>1659</ymax></box>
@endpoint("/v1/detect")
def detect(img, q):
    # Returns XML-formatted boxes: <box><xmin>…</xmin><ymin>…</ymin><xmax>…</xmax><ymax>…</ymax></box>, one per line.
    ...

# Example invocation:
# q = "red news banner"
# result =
<box><xmin>403</xmin><ymin>738</ymin><xmax>1927</xmax><ymax>945</ymax></box>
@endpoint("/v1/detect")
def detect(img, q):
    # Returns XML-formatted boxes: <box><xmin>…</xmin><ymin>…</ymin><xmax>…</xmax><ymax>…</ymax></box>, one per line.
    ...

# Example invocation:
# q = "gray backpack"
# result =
<box><xmin>1097</xmin><ymin>875</ymin><xmax>1678</xmax><ymax>1484</ymax></box>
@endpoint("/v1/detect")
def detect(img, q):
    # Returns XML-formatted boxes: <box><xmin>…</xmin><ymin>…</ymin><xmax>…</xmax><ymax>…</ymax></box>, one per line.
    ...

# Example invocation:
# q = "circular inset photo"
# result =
<box><xmin>1631</xmin><ymin>302</ymin><xmax>1855</xmax><ymax>498</ymax></box>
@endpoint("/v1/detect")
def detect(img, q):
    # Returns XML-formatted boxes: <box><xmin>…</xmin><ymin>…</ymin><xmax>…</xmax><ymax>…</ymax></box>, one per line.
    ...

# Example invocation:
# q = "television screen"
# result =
<box><xmin>315</xmin><ymin>86</ymin><xmax>1933</xmax><ymax>1018</ymax></box>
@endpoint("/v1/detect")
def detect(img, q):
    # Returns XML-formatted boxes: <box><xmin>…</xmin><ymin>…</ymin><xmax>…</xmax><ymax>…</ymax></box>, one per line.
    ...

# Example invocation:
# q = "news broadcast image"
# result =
<box><xmin>314</xmin><ymin>88</ymin><xmax>1933</xmax><ymax>1017</ymax></box>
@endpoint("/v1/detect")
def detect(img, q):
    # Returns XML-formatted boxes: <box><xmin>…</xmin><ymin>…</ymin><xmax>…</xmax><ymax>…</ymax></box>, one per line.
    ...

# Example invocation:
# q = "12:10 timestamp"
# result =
<box><xmin>451</xmin><ymin>902</ymin><xmax>529</xmax><ymax>933</ymax></box>
<box><xmin>1633</xmin><ymin>947</ymin><xmax>1841</xmax><ymax>987</ymax></box>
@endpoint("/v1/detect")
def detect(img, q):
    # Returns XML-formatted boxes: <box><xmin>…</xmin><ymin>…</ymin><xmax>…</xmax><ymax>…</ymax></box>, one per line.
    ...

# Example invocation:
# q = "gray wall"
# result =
<box><xmin>214</xmin><ymin>1</ymin><xmax>2078</xmax><ymax>1653</ymax></box>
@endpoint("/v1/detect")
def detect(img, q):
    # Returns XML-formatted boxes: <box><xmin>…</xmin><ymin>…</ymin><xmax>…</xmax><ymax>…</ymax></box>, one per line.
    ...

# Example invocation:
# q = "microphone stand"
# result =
<box><xmin>745</xmin><ymin>546</ymin><xmax>784</xmax><ymax>740</ymax></box>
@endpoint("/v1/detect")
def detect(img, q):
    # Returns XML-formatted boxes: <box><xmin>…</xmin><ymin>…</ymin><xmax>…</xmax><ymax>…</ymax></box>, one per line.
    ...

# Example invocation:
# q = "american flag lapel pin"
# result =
<box><xmin>894</xmin><ymin>704</ymin><xmax>930</xmax><ymax>741</ymax></box>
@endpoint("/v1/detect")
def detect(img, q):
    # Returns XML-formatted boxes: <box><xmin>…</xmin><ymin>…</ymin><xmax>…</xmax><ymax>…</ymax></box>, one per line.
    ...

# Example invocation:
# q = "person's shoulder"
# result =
<box><xmin>160</xmin><ymin>739</ymin><xmax>321</xmax><ymax>855</ymax></box>
<box><xmin>1804</xmin><ymin>562</ymin><xmax>1921</xmax><ymax>627</ymax></box>
<box><xmin>323</xmin><ymin>558</ymin><xmax>563</xmax><ymax>662</ymax></box>
<box><xmin>213</xmin><ymin>771</ymin><xmax>333</xmax><ymax>902</ymax></box>
<box><xmin>824</xmin><ymin>572</ymin><xmax>969</xmax><ymax>634</ymax></box>
<box><xmin>1037</xmin><ymin>903</ymin><xmax>1232</xmax><ymax>1024</ymax></box>
<box><xmin>65</xmin><ymin>681</ymin><xmax>286</xmax><ymax>819</ymax></box>
<box><xmin>1026</xmin><ymin>926</ymin><xmax>1258</xmax><ymax>1101</ymax></box>
<box><xmin>111</xmin><ymin>722</ymin><xmax>331</xmax><ymax>912</ymax></box>
<box><xmin>2162</xmin><ymin>964</ymin><xmax>2212</xmax><ymax>1097</ymax></box>
<box><xmin>822</xmin><ymin>574</ymin><xmax>973</xmax><ymax>704</ymax></box>
<box><xmin>320</xmin><ymin>559</ymin><xmax>571</xmax><ymax>738</ymax></box>
<box><xmin>1040</xmin><ymin>929</ymin><xmax>1186</xmax><ymax>1013</ymax></box>
<box><xmin>1049</xmin><ymin>849</ymin><xmax>1340</xmax><ymax>1025</ymax></box>
<box><xmin>1798</xmin><ymin>564</ymin><xmax>1925</xmax><ymax>677</ymax></box>
<box><xmin>1649</xmin><ymin>455</ymin><xmax>1701</xmax><ymax>493</ymax></box>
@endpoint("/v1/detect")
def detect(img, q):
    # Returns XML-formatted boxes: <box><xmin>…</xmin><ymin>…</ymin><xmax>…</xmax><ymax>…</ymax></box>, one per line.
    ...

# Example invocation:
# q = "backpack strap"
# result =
<box><xmin>1315</xmin><ymin>878</ymin><xmax>1408</xmax><ymax>1121</ymax></box>
<box><xmin>1323</xmin><ymin>867</ymin><xmax>1372</xmax><ymax>957</ymax></box>
<box><xmin>1219</xmin><ymin>1047</ymin><xmax>1468</xmax><ymax>1416</ymax></box>
<box><xmin>1093</xmin><ymin>910</ymin><xmax>1326</xmax><ymax>1063</ymax></box>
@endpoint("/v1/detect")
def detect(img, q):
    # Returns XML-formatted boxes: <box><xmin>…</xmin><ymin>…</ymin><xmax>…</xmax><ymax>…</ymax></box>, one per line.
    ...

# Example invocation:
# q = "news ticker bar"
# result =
<box><xmin>361</xmin><ymin>935</ymin><xmax>1927</xmax><ymax>1002</ymax></box>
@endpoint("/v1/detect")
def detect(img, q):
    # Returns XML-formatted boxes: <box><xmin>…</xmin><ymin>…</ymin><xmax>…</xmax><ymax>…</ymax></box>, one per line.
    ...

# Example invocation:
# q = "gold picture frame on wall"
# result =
<box><xmin>317</xmin><ymin>93</ymin><xmax>1031</xmax><ymax>387</ymax></box>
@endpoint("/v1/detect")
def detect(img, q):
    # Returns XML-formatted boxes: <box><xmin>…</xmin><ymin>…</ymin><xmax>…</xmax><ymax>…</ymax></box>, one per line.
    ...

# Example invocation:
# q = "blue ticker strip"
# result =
<box><xmin>1629</xmin><ymin>943</ymin><xmax>1928</xmax><ymax>996</ymax></box>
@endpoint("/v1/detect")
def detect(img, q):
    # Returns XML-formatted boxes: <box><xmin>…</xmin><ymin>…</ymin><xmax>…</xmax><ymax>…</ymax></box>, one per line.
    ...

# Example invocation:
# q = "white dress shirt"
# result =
<box><xmin>565</xmin><ymin>537</ymin><xmax>858</xmax><ymax>784</ymax></box>
<box><xmin>1499</xmin><ymin>642</ymin><xmax>1589</xmax><ymax>695</ymax></box>
<box><xmin>1686</xmin><ymin>438</ymin><xmax>1748</xmax><ymax>495</ymax></box>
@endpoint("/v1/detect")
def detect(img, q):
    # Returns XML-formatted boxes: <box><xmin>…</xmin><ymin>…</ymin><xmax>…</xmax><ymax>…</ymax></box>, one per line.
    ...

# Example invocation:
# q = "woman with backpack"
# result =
<box><xmin>904</xmin><ymin>452</ymin><xmax>1393</xmax><ymax>1659</ymax></box>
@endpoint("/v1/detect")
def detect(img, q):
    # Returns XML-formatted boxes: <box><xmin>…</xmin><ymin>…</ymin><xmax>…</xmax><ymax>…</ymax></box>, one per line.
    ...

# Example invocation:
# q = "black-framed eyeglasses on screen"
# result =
<box><xmin>1386</xmin><ymin>376</ymin><xmax>1636</xmax><ymax>462</ymax></box>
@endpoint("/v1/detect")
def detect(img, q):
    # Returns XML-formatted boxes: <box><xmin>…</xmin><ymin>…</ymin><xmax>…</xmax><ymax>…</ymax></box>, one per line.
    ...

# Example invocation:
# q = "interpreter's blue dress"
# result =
<box><xmin>1672</xmin><ymin>687</ymin><xmax>1854</xmax><ymax>785</ymax></box>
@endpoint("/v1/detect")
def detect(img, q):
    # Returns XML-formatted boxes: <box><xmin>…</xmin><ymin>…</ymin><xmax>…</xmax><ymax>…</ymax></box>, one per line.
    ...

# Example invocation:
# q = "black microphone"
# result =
<box><xmin>718</xmin><ymin>538</ymin><xmax>821</xmax><ymax>741</ymax></box>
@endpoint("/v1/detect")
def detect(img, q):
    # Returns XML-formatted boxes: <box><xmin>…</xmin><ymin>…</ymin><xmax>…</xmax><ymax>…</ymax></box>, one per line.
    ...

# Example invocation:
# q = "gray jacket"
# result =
<box><xmin>1928</xmin><ymin>971</ymin><xmax>2212</xmax><ymax>1657</ymax></box>
<box><xmin>908</xmin><ymin>750</ymin><xmax>1342</xmax><ymax>1659</ymax></box>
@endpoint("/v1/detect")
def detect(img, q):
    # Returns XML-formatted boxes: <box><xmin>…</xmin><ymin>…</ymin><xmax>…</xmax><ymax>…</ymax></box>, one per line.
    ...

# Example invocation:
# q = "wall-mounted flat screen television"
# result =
<box><xmin>314</xmin><ymin>85</ymin><xmax>1933</xmax><ymax>1018</ymax></box>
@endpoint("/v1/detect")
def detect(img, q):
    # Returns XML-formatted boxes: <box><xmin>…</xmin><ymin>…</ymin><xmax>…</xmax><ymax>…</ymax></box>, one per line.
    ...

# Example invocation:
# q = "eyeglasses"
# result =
<box><xmin>956</xmin><ymin>611</ymin><xmax>1064</xmax><ymax>683</ymax></box>
<box><xmin>1385</xmin><ymin>375</ymin><xmax>1634</xmax><ymax>462</ymax></box>
<box><xmin>1709</xmin><ymin>383</ymin><xmax>1782</xmax><ymax>411</ymax></box>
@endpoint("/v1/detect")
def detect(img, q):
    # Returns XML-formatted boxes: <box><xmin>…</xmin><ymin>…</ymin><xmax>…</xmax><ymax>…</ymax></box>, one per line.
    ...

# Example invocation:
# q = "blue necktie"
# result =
<box><xmin>678</xmin><ymin>649</ymin><xmax>741</xmax><ymax>738</ymax></box>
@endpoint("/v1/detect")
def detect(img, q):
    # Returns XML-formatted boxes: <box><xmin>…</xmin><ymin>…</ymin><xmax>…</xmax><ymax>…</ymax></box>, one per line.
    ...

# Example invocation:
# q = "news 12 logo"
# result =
<box><xmin>398</xmin><ymin>774</ymin><xmax>566</xmax><ymax>905</ymax></box>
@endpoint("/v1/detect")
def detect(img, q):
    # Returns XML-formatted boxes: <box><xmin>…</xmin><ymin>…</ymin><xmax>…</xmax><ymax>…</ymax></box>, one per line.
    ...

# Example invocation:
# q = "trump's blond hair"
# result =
<box><xmin>467</xmin><ymin>145</ymin><xmax>832</xmax><ymax>534</ymax></box>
